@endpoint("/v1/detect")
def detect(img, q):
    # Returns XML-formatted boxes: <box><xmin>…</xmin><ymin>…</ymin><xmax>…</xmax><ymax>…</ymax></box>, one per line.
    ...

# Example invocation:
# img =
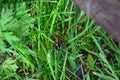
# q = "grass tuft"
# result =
<box><xmin>0</xmin><ymin>0</ymin><xmax>120</xmax><ymax>80</ymax></box>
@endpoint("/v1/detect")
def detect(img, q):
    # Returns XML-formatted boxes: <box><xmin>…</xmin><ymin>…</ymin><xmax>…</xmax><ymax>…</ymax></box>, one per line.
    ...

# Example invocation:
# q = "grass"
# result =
<box><xmin>0</xmin><ymin>0</ymin><xmax>120</xmax><ymax>80</ymax></box>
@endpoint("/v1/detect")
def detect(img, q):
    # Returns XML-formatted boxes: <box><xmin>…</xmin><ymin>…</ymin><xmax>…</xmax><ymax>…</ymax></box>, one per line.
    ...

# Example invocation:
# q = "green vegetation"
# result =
<box><xmin>0</xmin><ymin>0</ymin><xmax>120</xmax><ymax>80</ymax></box>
